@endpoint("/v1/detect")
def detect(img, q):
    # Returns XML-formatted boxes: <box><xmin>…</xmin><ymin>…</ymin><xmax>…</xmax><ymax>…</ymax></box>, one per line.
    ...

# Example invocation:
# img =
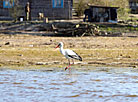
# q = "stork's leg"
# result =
<box><xmin>65</xmin><ymin>64</ymin><xmax>71</xmax><ymax>70</ymax></box>
<box><xmin>65</xmin><ymin>59</ymin><xmax>74</xmax><ymax>70</ymax></box>
<box><xmin>68</xmin><ymin>59</ymin><xmax>70</xmax><ymax>65</ymax></box>
<box><xmin>65</xmin><ymin>59</ymin><xmax>71</xmax><ymax>70</ymax></box>
<box><xmin>72</xmin><ymin>59</ymin><xmax>74</xmax><ymax>64</ymax></box>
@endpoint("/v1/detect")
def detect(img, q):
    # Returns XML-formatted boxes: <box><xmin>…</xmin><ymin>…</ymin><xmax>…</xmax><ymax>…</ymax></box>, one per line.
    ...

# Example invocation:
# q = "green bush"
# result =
<box><xmin>74</xmin><ymin>0</ymin><xmax>87</xmax><ymax>16</ymax></box>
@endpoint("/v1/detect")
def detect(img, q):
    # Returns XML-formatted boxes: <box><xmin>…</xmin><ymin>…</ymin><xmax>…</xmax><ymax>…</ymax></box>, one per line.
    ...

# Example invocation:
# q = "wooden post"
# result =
<box><xmin>44</xmin><ymin>17</ymin><xmax>48</xmax><ymax>23</ymax></box>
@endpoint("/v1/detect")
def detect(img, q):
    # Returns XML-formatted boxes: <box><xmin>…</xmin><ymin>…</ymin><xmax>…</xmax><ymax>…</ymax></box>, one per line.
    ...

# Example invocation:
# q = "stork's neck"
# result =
<box><xmin>60</xmin><ymin>45</ymin><xmax>63</xmax><ymax>51</ymax></box>
<box><xmin>60</xmin><ymin>46</ymin><xmax>65</xmax><ymax>55</ymax></box>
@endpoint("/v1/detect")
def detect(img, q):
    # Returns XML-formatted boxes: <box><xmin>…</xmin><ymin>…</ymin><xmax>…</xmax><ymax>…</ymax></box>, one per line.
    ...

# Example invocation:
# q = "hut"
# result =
<box><xmin>0</xmin><ymin>0</ymin><xmax>73</xmax><ymax>20</ymax></box>
<box><xmin>129</xmin><ymin>0</ymin><xmax>138</xmax><ymax>14</ymax></box>
<box><xmin>84</xmin><ymin>5</ymin><xmax>119</xmax><ymax>23</ymax></box>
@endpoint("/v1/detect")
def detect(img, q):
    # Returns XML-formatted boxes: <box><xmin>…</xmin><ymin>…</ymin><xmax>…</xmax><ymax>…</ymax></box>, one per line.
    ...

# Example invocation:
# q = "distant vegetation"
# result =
<box><xmin>9</xmin><ymin>0</ymin><xmax>23</xmax><ymax>21</ymax></box>
<box><xmin>74</xmin><ymin>0</ymin><xmax>87</xmax><ymax>16</ymax></box>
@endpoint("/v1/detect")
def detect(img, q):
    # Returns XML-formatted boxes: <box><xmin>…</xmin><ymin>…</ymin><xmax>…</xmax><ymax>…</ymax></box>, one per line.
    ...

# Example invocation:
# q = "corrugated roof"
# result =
<box><xmin>88</xmin><ymin>5</ymin><xmax>119</xmax><ymax>9</ymax></box>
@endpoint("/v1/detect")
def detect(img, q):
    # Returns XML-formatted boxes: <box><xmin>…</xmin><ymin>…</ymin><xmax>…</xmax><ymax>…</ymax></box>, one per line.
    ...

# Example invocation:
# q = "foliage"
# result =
<box><xmin>110</xmin><ymin>0</ymin><xmax>130</xmax><ymax>21</ymax></box>
<box><xmin>89</xmin><ymin>0</ymin><xmax>105</xmax><ymax>6</ymax></box>
<box><xmin>9</xmin><ymin>0</ymin><xmax>23</xmax><ymax>21</ymax></box>
<box><xmin>74</xmin><ymin>0</ymin><xmax>87</xmax><ymax>16</ymax></box>
<box><xmin>107</xmin><ymin>27</ymin><xmax>113</xmax><ymax>32</ymax></box>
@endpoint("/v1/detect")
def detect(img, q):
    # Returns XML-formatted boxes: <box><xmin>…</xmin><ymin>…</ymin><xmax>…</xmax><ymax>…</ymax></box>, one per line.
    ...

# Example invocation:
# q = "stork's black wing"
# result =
<box><xmin>65</xmin><ymin>49</ymin><xmax>82</xmax><ymax>61</ymax></box>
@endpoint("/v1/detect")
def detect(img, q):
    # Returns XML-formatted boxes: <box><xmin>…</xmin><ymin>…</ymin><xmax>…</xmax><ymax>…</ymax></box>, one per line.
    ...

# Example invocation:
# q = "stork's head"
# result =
<box><xmin>56</xmin><ymin>42</ymin><xmax>63</xmax><ymax>48</ymax></box>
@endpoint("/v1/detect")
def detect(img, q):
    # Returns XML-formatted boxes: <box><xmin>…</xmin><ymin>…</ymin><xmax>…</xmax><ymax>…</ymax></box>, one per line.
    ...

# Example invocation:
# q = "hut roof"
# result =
<box><xmin>88</xmin><ymin>5</ymin><xmax>119</xmax><ymax>9</ymax></box>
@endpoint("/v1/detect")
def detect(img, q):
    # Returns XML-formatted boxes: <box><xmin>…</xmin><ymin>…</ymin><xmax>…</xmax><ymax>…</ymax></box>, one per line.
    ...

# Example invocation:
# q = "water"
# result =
<box><xmin>0</xmin><ymin>67</ymin><xmax>138</xmax><ymax>102</ymax></box>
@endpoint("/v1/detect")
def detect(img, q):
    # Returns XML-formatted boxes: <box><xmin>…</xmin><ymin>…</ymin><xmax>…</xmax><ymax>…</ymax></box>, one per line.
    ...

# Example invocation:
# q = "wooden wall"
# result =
<box><xmin>0</xmin><ymin>0</ymin><xmax>73</xmax><ymax>20</ymax></box>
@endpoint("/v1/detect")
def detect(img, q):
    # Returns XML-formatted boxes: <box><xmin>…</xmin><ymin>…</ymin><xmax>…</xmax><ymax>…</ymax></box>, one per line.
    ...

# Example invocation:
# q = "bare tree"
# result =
<box><xmin>9</xmin><ymin>0</ymin><xmax>23</xmax><ymax>21</ymax></box>
<box><xmin>74</xmin><ymin>0</ymin><xmax>87</xmax><ymax>17</ymax></box>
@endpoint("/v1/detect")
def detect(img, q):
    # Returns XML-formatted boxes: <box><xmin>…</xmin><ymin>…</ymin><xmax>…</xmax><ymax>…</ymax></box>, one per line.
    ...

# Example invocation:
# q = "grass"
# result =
<box><xmin>0</xmin><ymin>34</ymin><xmax>138</xmax><ymax>69</ymax></box>
<box><xmin>0</xmin><ymin>21</ymin><xmax>14</xmax><ymax>23</ymax></box>
<box><xmin>98</xmin><ymin>23</ymin><xmax>138</xmax><ymax>34</ymax></box>
<box><xmin>0</xmin><ymin>45</ymin><xmax>138</xmax><ymax>68</ymax></box>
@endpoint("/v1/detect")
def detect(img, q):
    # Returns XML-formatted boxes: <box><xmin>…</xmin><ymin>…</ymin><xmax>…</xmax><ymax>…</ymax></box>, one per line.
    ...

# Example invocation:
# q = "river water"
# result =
<box><xmin>0</xmin><ymin>67</ymin><xmax>138</xmax><ymax>102</ymax></box>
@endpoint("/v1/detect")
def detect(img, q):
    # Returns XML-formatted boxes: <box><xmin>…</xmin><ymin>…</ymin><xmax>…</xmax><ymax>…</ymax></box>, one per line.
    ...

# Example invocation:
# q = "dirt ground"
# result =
<box><xmin>0</xmin><ymin>34</ymin><xmax>138</xmax><ymax>69</ymax></box>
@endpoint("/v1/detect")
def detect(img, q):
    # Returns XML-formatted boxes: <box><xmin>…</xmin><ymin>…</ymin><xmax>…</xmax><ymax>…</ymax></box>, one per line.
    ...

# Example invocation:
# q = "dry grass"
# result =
<box><xmin>0</xmin><ymin>34</ymin><xmax>138</xmax><ymax>68</ymax></box>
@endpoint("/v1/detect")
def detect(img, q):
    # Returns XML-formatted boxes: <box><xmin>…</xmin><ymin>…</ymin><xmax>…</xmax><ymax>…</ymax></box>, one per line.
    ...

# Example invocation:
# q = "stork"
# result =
<box><xmin>56</xmin><ymin>42</ymin><xmax>82</xmax><ymax>70</ymax></box>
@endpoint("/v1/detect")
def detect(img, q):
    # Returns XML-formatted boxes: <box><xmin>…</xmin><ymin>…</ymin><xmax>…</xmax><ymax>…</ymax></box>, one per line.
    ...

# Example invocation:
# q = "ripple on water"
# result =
<box><xmin>65</xmin><ymin>94</ymin><xmax>80</xmax><ymax>98</ymax></box>
<box><xmin>0</xmin><ymin>68</ymin><xmax>138</xmax><ymax>102</ymax></box>
<box><xmin>125</xmin><ymin>95</ymin><xmax>138</xmax><ymax>97</ymax></box>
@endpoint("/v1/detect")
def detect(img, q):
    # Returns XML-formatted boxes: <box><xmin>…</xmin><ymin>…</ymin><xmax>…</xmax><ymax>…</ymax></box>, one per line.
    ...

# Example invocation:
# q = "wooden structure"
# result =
<box><xmin>0</xmin><ymin>0</ymin><xmax>73</xmax><ymax>20</ymax></box>
<box><xmin>129</xmin><ymin>0</ymin><xmax>138</xmax><ymax>13</ymax></box>
<box><xmin>84</xmin><ymin>5</ymin><xmax>119</xmax><ymax>23</ymax></box>
<box><xmin>0</xmin><ymin>0</ymin><xmax>10</xmax><ymax>18</ymax></box>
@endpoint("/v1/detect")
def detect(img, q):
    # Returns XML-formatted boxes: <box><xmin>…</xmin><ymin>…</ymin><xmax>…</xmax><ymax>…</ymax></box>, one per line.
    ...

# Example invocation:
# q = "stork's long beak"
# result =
<box><xmin>55</xmin><ymin>44</ymin><xmax>59</xmax><ymax>49</ymax></box>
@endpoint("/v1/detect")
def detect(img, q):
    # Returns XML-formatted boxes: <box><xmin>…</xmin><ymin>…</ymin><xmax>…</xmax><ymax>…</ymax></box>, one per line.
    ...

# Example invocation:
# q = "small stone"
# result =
<box><xmin>36</xmin><ymin>62</ymin><xmax>49</xmax><ymax>65</ymax></box>
<box><xmin>53</xmin><ymin>61</ymin><xmax>60</xmax><ymax>64</ymax></box>
<box><xmin>29</xmin><ymin>45</ymin><xmax>34</xmax><ymax>47</ymax></box>
<box><xmin>132</xmin><ymin>65</ymin><xmax>137</xmax><ymax>68</ymax></box>
<box><xmin>5</xmin><ymin>42</ymin><xmax>10</xmax><ymax>45</ymax></box>
<box><xmin>17</xmin><ymin>54</ymin><xmax>23</xmax><ymax>56</ymax></box>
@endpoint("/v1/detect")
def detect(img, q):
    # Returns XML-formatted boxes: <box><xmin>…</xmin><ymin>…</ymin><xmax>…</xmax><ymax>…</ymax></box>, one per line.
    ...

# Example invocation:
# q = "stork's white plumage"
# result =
<box><xmin>56</xmin><ymin>42</ymin><xmax>82</xmax><ymax>70</ymax></box>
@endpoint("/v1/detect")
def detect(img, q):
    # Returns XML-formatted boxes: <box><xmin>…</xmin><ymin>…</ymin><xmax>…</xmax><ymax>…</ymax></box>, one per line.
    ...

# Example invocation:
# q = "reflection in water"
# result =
<box><xmin>0</xmin><ymin>68</ymin><xmax>138</xmax><ymax>102</ymax></box>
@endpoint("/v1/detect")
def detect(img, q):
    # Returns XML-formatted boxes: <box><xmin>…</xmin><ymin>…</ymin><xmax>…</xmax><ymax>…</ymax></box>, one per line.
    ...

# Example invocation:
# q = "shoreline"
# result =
<box><xmin>0</xmin><ymin>34</ymin><xmax>138</xmax><ymax>69</ymax></box>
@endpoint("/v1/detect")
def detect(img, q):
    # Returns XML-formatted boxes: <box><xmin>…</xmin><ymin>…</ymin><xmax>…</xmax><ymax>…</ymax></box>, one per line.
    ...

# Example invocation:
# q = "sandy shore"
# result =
<box><xmin>0</xmin><ymin>34</ymin><xmax>138</xmax><ymax>69</ymax></box>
